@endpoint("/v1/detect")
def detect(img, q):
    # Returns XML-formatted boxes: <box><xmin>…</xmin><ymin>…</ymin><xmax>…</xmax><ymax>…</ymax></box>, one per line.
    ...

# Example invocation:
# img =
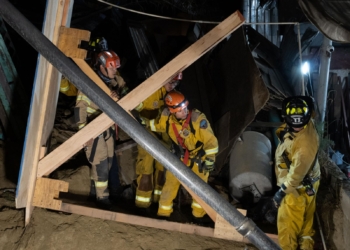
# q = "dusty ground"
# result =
<box><xmin>0</xmin><ymin>141</ymin><xmax>259</xmax><ymax>250</ymax></box>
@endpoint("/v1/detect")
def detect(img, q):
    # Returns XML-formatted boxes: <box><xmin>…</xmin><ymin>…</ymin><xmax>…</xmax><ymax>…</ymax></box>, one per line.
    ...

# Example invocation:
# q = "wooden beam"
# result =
<box><xmin>214</xmin><ymin>213</ymin><xmax>246</xmax><ymax>241</ymax></box>
<box><xmin>60</xmin><ymin>203</ymin><xmax>215</xmax><ymax>237</ymax></box>
<box><xmin>14</xmin><ymin>0</ymin><xmax>72</xmax><ymax>226</ymax></box>
<box><xmin>37</xmin><ymin>11</ymin><xmax>245</xmax><ymax>177</ymax></box>
<box><xmin>32</xmin><ymin>178</ymin><xmax>69</xmax><ymax>210</ymax></box>
<box><xmin>57</xmin><ymin>27</ymin><xmax>90</xmax><ymax>60</ymax></box>
<box><xmin>57</xmin><ymin>202</ymin><xmax>278</xmax><ymax>245</ymax></box>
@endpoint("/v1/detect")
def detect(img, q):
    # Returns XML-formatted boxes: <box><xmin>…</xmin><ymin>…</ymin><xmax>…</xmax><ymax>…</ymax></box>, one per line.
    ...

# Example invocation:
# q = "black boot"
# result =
<box><xmin>96</xmin><ymin>197</ymin><xmax>112</xmax><ymax>210</ymax></box>
<box><xmin>87</xmin><ymin>180</ymin><xmax>96</xmax><ymax>202</ymax></box>
<box><xmin>192</xmin><ymin>215</ymin><xmax>214</xmax><ymax>227</ymax></box>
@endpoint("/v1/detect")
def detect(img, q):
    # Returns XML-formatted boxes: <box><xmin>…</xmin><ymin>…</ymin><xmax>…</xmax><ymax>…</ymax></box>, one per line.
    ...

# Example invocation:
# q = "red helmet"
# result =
<box><xmin>173</xmin><ymin>72</ymin><xmax>183</xmax><ymax>81</ymax></box>
<box><xmin>97</xmin><ymin>50</ymin><xmax>120</xmax><ymax>68</ymax></box>
<box><xmin>165</xmin><ymin>91</ymin><xmax>189</xmax><ymax>113</ymax></box>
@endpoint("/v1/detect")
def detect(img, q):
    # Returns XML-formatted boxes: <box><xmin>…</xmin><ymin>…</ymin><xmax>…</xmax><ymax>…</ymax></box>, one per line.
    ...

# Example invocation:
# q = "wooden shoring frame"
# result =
<box><xmin>14</xmin><ymin>2</ymin><xmax>278</xmax><ymax>245</ymax></box>
<box><xmin>34</xmin><ymin>177</ymin><xmax>278</xmax><ymax>244</ymax></box>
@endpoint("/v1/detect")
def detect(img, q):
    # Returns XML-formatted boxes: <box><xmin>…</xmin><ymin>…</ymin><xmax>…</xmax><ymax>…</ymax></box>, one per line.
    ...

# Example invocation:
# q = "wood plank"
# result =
<box><xmin>32</xmin><ymin>178</ymin><xmax>69</xmax><ymax>210</ymax></box>
<box><xmin>61</xmin><ymin>0</ymin><xmax>73</xmax><ymax>27</ymax></box>
<box><xmin>37</xmin><ymin>11</ymin><xmax>245</xmax><ymax>177</ymax></box>
<box><xmin>58</xmin><ymin>202</ymin><xmax>278</xmax><ymax>244</ymax></box>
<box><xmin>57</xmin><ymin>27</ymin><xmax>90</xmax><ymax>60</ymax></box>
<box><xmin>60</xmin><ymin>203</ymin><xmax>215</xmax><ymax>237</ymax></box>
<box><xmin>13</xmin><ymin>0</ymin><xmax>72</xmax><ymax>221</ymax></box>
<box><xmin>214</xmin><ymin>212</ymin><xmax>246</xmax><ymax>241</ymax></box>
<box><xmin>23</xmin><ymin>1</ymin><xmax>70</xmax><ymax>225</ymax></box>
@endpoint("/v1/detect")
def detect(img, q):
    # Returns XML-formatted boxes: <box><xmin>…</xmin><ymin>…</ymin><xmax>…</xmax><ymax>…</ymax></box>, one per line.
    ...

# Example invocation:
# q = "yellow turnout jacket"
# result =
<box><xmin>149</xmin><ymin>108</ymin><xmax>218</xmax><ymax>165</ymax></box>
<box><xmin>275</xmin><ymin>119</ymin><xmax>320</xmax><ymax>196</ymax></box>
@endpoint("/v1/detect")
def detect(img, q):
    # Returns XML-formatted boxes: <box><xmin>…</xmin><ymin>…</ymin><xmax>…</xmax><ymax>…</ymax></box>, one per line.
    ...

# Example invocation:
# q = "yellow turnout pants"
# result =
<box><xmin>157</xmin><ymin>162</ymin><xmax>208</xmax><ymax>218</ymax></box>
<box><xmin>277</xmin><ymin>180</ymin><xmax>320</xmax><ymax>250</ymax></box>
<box><xmin>135</xmin><ymin>130</ymin><xmax>169</xmax><ymax>208</ymax></box>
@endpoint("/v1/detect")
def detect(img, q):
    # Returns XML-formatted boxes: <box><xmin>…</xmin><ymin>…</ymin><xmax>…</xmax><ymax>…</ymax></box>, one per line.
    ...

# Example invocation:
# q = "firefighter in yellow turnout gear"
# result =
<box><xmin>75</xmin><ymin>50</ymin><xmax>126</xmax><ymax>209</ymax></box>
<box><xmin>273</xmin><ymin>96</ymin><xmax>321</xmax><ymax>250</ymax></box>
<box><xmin>134</xmin><ymin>73</ymin><xmax>183</xmax><ymax>208</ymax></box>
<box><xmin>146</xmin><ymin>91</ymin><xmax>218</xmax><ymax>218</ymax></box>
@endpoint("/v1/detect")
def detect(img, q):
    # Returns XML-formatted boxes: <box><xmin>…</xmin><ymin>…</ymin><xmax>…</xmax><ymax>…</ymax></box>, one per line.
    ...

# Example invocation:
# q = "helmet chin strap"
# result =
<box><xmin>97</xmin><ymin>69</ymin><xmax>111</xmax><ymax>84</ymax></box>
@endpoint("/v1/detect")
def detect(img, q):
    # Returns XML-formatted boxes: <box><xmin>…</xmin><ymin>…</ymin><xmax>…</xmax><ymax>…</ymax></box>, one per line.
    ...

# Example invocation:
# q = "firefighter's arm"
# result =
<box><xmin>283</xmin><ymin>146</ymin><xmax>315</xmax><ymax>196</ymax></box>
<box><xmin>198</xmin><ymin>116</ymin><xmax>219</xmax><ymax>172</ymax></box>
<box><xmin>75</xmin><ymin>92</ymin><xmax>89</xmax><ymax>130</ymax></box>
<box><xmin>148</xmin><ymin>108</ymin><xmax>170</xmax><ymax>132</ymax></box>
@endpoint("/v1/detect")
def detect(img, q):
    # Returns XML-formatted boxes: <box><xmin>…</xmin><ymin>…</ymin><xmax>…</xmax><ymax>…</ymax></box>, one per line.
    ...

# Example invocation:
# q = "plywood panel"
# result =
<box><xmin>15</xmin><ymin>0</ymin><xmax>72</xmax><ymax>221</ymax></box>
<box><xmin>37</xmin><ymin>11</ymin><xmax>245</xmax><ymax>177</ymax></box>
<box><xmin>57</xmin><ymin>27</ymin><xmax>90</xmax><ymax>59</ymax></box>
<box><xmin>32</xmin><ymin>178</ymin><xmax>68</xmax><ymax>210</ymax></box>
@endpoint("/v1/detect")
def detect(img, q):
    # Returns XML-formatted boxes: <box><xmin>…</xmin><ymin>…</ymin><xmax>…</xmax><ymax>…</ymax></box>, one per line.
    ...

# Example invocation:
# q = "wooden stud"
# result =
<box><xmin>18</xmin><ymin>1</ymin><xmax>73</xmax><ymax>226</ymax></box>
<box><xmin>32</xmin><ymin>178</ymin><xmax>68</xmax><ymax>210</ymax></box>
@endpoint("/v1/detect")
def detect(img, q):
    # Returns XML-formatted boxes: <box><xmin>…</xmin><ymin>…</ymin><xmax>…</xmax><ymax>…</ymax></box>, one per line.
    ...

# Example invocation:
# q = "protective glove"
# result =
<box><xmin>130</xmin><ymin>110</ymin><xmax>147</xmax><ymax>127</ymax></box>
<box><xmin>201</xmin><ymin>158</ymin><xmax>215</xmax><ymax>174</ymax></box>
<box><xmin>273</xmin><ymin>185</ymin><xmax>287</xmax><ymax>208</ymax></box>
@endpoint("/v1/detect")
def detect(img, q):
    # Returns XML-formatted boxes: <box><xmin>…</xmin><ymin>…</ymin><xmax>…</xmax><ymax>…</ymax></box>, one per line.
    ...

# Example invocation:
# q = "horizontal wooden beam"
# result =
<box><xmin>60</xmin><ymin>203</ymin><xmax>215</xmax><ymax>237</ymax></box>
<box><xmin>57</xmin><ymin>202</ymin><xmax>278</xmax><ymax>245</ymax></box>
<box><xmin>37</xmin><ymin>11</ymin><xmax>245</xmax><ymax>177</ymax></box>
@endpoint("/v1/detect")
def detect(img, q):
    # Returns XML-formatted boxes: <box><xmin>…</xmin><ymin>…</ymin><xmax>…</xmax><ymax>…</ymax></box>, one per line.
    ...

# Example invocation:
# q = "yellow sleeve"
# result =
<box><xmin>283</xmin><ymin>123</ymin><xmax>319</xmax><ymax>193</ymax></box>
<box><xmin>149</xmin><ymin>108</ymin><xmax>170</xmax><ymax>133</ymax></box>
<box><xmin>196</xmin><ymin>113</ymin><xmax>219</xmax><ymax>163</ymax></box>
<box><xmin>135</xmin><ymin>88</ymin><xmax>164</xmax><ymax>112</ymax></box>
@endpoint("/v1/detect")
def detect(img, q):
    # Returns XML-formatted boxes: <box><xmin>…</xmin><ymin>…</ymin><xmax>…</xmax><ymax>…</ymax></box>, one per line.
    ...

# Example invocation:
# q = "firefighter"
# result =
<box><xmin>273</xmin><ymin>96</ymin><xmax>321</xmax><ymax>250</ymax></box>
<box><xmin>145</xmin><ymin>90</ymin><xmax>218</xmax><ymax>218</ymax></box>
<box><xmin>75</xmin><ymin>50</ymin><xmax>126</xmax><ymax>209</ymax></box>
<box><xmin>60</xmin><ymin>37</ymin><xmax>110</xmax><ymax>97</ymax></box>
<box><xmin>133</xmin><ymin>73</ymin><xmax>183</xmax><ymax>209</ymax></box>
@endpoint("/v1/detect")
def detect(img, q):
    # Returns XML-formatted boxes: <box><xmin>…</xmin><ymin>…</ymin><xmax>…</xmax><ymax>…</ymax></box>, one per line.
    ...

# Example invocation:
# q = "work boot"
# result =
<box><xmin>121</xmin><ymin>185</ymin><xmax>134</xmax><ymax>200</ymax></box>
<box><xmin>192</xmin><ymin>214</ymin><xmax>214</xmax><ymax>227</ymax></box>
<box><xmin>96</xmin><ymin>198</ymin><xmax>112</xmax><ymax>210</ymax></box>
<box><xmin>87</xmin><ymin>180</ymin><xmax>96</xmax><ymax>202</ymax></box>
<box><xmin>109</xmin><ymin>186</ymin><xmax>124</xmax><ymax>204</ymax></box>
<box><xmin>136</xmin><ymin>207</ymin><xmax>151</xmax><ymax>217</ymax></box>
